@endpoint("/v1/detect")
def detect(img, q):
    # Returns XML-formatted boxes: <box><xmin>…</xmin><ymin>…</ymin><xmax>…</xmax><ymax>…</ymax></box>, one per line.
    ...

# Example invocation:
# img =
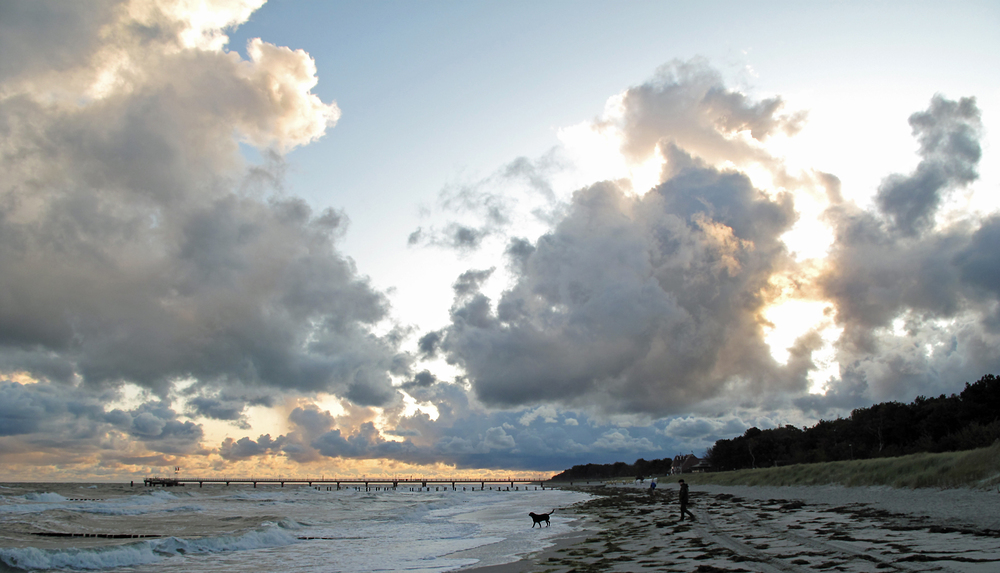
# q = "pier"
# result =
<box><xmin>143</xmin><ymin>476</ymin><xmax>552</xmax><ymax>490</ymax></box>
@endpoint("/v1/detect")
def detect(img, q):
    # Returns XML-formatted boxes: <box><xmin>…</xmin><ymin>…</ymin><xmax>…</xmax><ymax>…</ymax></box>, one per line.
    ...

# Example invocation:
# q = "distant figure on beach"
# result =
<box><xmin>678</xmin><ymin>479</ymin><xmax>695</xmax><ymax>521</ymax></box>
<box><xmin>649</xmin><ymin>479</ymin><xmax>656</xmax><ymax>493</ymax></box>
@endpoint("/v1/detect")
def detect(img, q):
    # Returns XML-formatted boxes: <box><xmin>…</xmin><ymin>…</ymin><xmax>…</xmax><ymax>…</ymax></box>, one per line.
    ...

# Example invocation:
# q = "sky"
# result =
<box><xmin>1</xmin><ymin>0</ymin><xmax>999</xmax><ymax>481</ymax></box>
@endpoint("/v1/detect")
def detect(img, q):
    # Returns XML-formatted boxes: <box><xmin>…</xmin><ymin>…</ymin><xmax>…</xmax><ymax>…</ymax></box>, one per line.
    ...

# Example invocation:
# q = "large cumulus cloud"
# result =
<box><xmin>0</xmin><ymin>0</ymin><xmax>403</xmax><ymax>420</ymax></box>
<box><xmin>426</xmin><ymin>62</ymin><xmax>815</xmax><ymax>416</ymax></box>
<box><xmin>437</xmin><ymin>153</ymin><xmax>804</xmax><ymax>415</ymax></box>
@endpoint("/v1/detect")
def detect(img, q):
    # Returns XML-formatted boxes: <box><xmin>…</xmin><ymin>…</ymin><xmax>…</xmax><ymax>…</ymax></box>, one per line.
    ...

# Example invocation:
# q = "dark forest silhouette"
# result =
<box><xmin>552</xmin><ymin>373</ymin><xmax>1000</xmax><ymax>480</ymax></box>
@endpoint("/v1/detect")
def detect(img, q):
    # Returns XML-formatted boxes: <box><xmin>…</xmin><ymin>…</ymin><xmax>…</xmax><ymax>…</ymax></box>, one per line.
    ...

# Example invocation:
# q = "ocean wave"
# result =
<box><xmin>22</xmin><ymin>493</ymin><xmax>67</xmax><ymax>503</ymax></box>
<box><xmin>0</xmin><ymin>490</ymin><xmax>197</xmax><ymax>517</ymax></box>
<box><xmin>0</xmin><ymin>542</ymin><xmax>161</xmax><ymax>571</ymax></box>
<box><xmin>259</xmin><ymin>518</ymin><xmax>304</xmax><ymax>530</ymax></box>
<box><xmin>75</xmin><ymin>504</ymin><xmax>204</xmax><ymax>517</ymax></box>
<box><xmin>0</xmin><ymin>527</ymin><xmax>299</xmax><ymax>570</ymax></box>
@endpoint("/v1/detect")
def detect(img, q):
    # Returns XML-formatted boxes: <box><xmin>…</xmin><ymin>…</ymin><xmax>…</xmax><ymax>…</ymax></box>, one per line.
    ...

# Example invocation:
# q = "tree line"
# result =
<box><xmin>551</xmin><ymin>457</ymin><xmax>679</xmax><ymax>482</ymax></box>
<box><xmin>707</xmin><ymin>373</ymin><xmax>1000</xmax><ymax>471</ymax></box>
<box><xmin>551</xmin><ymin>374</ymin><xmax>999</xmax><ymax>480</ymax></box>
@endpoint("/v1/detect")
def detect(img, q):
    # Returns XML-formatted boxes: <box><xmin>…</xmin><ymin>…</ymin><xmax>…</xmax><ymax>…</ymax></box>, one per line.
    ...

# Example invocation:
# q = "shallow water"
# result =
<box><xmin>0</xmin><ymin>482</ymin><xmax>591</xmax><ymax>572</ymax></box>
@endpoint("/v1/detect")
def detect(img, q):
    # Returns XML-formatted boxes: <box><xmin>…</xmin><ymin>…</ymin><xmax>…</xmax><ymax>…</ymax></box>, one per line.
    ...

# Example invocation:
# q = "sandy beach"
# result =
<box><xmin>461</xmin><ymin>481</ymin><xmax>1000</xmax><ymax>573</ymax></box>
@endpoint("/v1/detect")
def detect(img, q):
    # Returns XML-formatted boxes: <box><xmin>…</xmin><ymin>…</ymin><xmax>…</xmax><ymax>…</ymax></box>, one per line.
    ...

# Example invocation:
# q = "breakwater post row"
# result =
<box><xmin>142</xmin><ymin>477</ymin><xmax>550</xmax><ymax>489</ymax></box>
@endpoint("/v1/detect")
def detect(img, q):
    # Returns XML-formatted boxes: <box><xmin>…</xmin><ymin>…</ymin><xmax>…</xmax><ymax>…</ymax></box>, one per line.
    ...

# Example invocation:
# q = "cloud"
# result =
<box><xmin>438</xmin><ymin>145</ymin><xmax>801</xmax><ymax>415</ymax></box>
<box><xmin>312</xmin><ymin>422</ymin><xmax>418</xmax><ymax>459</ymax></box>
<box><xmin>0</xmin><ymin>379</ymin><xmax>204</xmax><ymax>456</ymax></box>
<box><xmin>519</xmin><ymin>405</ymin><xmax>559</xmax><ymax>426</ymax></box>
<box><xmin>616</xmin><ymin>58</ymin><xmax>805</xmax><ymax>170</ymax></box>
<box><xmin>591</xmin><ymin>428</ymin><xmax>657</xmax><ymax>452</ymax></box>
<box><xmin>401</xmin><ymin>370</ymin><xmax>438</xmax><ymax>392</ymax></box>
<box><xmin>409</xmin><ymin>152</ymin><xmax>566</xmax><ymax>251</ymax></box>
<box><xmin>482</xmin><ymin>426</ymin><xmax>516</xmax><ymax>450</ymax></box>
<box><xmin>875</xmin><ymin>96</ymin><xmax>981</xmax><ymax>236</ymax></box>
<box><xmin>812</xmin><ymin>95</ymin><xmax>1000</xmax><ymax>410</ymax></box>
<box><xmin>0</xmin><ymin>0</ymin><xmax>118</xmax><ymax>84</ymax></box>
<box><xmin>3</xmin><ymin>5</ymin><xmax>997</xmax><ymax>481</ymax></box>
<box><xmin>0</xmin><ymin>0</ymin><xmax>401</xmax><ymax>411</ymax></box>
<box><xmin>426</xmin><ymin>69</ymin><xmax>999</xmax><ymax>429</ymax></box>
<box><xmin>220</xmin><ymin>433</ymin><xmax>284</xmax><ymax>461</ymax></box>
<box><xmin>415</xmin><ymin>63</ymin><xmax>829</xmax><ymax>418</ymax></box>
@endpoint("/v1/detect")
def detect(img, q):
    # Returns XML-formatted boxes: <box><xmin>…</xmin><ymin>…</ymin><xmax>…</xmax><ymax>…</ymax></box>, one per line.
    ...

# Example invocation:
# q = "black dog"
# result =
<box><xmin>529</xmin><ymin>509</ymin><xmax>554</xmax><ymax>527</ymax></box>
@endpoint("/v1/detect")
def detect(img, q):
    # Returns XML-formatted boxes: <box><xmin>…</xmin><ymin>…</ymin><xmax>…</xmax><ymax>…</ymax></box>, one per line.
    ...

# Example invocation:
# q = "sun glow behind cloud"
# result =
<box><xmin>760</xmin><ymin>299</ymin><xmax>841</xmax><ymax>394</ymax></box>
<box><xmin>556</xmin><ymin>92</ymin><xmax>665</xmax><ymax>197</ymax></box>
<box><xmin>557</xmin><ymin>89</ymin><xmax>844</xmax><ymax>397</ymax></box>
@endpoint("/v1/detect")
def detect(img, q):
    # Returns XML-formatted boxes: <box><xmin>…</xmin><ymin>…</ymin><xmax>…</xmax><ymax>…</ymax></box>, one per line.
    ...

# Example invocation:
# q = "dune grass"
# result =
<box><xmin>668</xmin><ymin>442</ymin><xmax>1000</xmax><ymax>491</ymax></box>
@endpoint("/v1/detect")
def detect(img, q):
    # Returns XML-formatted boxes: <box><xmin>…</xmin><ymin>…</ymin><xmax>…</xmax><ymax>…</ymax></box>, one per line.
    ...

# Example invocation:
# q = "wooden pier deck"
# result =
<box><xmin>142</xmin><ymin>476</ymin><xmax>553</xmax><ymax>490</ymax></box>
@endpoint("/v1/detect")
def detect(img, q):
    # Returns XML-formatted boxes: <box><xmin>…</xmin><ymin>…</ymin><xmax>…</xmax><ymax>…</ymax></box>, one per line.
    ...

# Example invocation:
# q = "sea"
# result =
<box><xmin>0</xmin><ymin>482</ymin><xmax>593</xmax><ymax>572</ymax></box>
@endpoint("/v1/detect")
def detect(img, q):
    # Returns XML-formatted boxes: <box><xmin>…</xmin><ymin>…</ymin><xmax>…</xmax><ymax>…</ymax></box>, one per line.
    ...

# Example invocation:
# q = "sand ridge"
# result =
<box><xmin>461</xmin><ymin>482</ymin><xmax>1000</xmax><ymax>572</ymax></box>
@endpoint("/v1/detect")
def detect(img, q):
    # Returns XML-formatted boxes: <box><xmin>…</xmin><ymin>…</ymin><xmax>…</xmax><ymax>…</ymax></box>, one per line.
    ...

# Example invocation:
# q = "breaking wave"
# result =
<box><xmin>0</xmin><ymin>527</ymin><xmax>299</xmax><ymax>571</ymax></box>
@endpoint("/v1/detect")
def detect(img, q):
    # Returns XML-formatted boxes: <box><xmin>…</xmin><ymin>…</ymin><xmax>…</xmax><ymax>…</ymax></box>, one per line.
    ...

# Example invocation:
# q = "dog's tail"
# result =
<box><xmin>549</xmin><ymin>509</ymin><xmax>556</xmax><ymax>515</ymax></box>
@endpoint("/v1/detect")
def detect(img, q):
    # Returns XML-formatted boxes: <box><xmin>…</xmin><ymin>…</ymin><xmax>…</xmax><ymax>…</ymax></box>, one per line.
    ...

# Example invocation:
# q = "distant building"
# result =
<box><xmin>671</xmin><ymin>454</ymin><xmax>700</xmax><ymax>474</ymax></box>
<box><xmin>690</xmin><ymin>458</ymin><xmax>713</xmax><ymax>473</ymax></box>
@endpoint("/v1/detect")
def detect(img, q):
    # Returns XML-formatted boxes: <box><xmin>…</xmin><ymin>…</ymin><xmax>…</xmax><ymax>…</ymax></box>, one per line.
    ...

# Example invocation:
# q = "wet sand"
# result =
<box><xmin>459</xmin><ymin>482</ymin><xmax>1000</xmax><ymax>572</ymax></box>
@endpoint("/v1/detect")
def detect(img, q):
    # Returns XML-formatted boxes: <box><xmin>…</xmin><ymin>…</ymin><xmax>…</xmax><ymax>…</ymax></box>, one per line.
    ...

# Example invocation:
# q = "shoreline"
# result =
<box><xmin>460</xmin><ymin>482</ymin><xmax>1000</xmax><ymax>572</ymax></box>
<box><xmin>457</xmin><ymin>530</ymin><xmax>597</xmax><ymax>573</ymax></box>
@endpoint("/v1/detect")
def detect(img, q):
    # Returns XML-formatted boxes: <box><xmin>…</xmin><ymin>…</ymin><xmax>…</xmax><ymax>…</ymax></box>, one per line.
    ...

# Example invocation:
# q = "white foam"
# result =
<box><xmin>0</xmin><ymin>485</ymin><xmax>594</xmax><ymax>572</ymax></box>
<box><xmin>0</xmin><ymin>527</ymin><xmax>299</xmax><ymax>570</ymax></box>
<box><xmin>22</xmin><ymin>492</ymin><xmax>67</xmax><ymax>503</ymax></box>
<box><xmin>0</xmin><ymin>542</ymin><xmax>161</xmax><ymax>571</ymax></box>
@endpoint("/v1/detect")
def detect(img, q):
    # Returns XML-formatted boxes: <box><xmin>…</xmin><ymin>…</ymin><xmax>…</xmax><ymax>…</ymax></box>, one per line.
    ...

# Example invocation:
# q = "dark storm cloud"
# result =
<box><xmin>504</xmin><ymin>237</ymin><xmax>536</xmax><ymax>274</ymax></box>
<box><xmin>312</xmin><ymin>422</ymin><xmax>422</xmax><ymax>459</ymax></box>
<box><xmin>417</xmin><ymin>331</ymin><xmax>443</xmax><ymax>358</ymax></box>
<box><xmin>815</xmin><ymin>95</ymin><xmax>1000</xmax><ymax>408</ymax></box>
<box><xmin>112</xmin><ymin>401</ymin><xmax>204</xmax><ymax>454</ymax></box>
<box><xmin>452</xmin><ymin>268</ymin><xmax>495</xmax><ymax>298</ymax></box>
<box><xmin>0</xmin><ymin>382</ymin><xmax>102</xmax><ymax>437</ymax></box>
<box><xmin>0</xmin><ymin>379</ymin><xmax>204</xmax><ymax>455</ymax></box>
<box><xmin>956</xmin><ymin>216</ymin><xmax>1000</xmax><ymax>305</ymax></box>
<box><xmin>219</xmin><ymin>434</ymin><xmax>284</xmax><ymax>461</ymax></box>
<box><xmin>400</xmin><ymin>369</ymin><xmax>437</xmax><ymax>391</ymax></box>
<box><xmin>0</xmin><ymin>1</ymin><xmax>402</xmax><ymax>411</ymax></box>
<box><xmin>185</xmin><ymin>388</ymin><xmax>275</xmax><ymax>428</ymax></box>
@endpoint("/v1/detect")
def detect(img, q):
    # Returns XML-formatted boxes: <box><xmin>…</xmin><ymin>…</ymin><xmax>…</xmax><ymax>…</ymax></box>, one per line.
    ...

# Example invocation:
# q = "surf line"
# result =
<box><xmin>32</xmin><ymin>532</ymin><xmax>162</xmax><ymax>538</ymax></box>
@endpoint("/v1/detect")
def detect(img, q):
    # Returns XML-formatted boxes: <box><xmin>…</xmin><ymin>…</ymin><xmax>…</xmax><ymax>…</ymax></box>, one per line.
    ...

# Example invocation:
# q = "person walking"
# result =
<box><xmin>678</xmin><ymin>479</ymin><xmax>695</xmax><ymax>521</ymax></box>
